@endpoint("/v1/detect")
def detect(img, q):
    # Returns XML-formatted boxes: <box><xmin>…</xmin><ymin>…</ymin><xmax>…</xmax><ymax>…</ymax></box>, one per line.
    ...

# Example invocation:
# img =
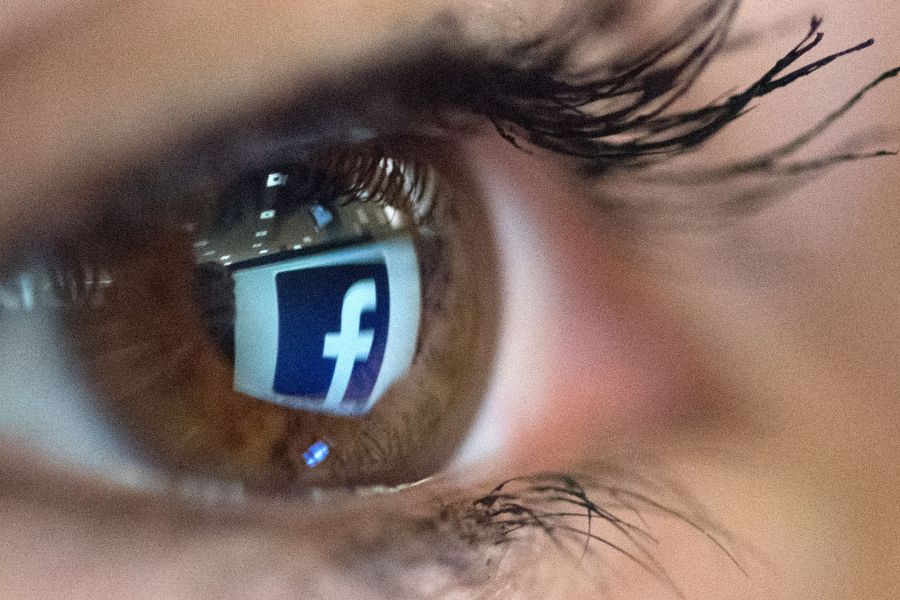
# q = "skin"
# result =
<box><xmin>0</xmin><ymin>0</ymin><xmax>898</xmax><ymax>598</ymax></box>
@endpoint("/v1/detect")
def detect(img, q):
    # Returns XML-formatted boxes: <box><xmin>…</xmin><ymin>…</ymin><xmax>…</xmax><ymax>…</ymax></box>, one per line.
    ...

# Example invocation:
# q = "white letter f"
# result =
<box><xmin>321</xmin><ymin>279</ymin><xmax>377</xmax><ymax>408</ymax></box>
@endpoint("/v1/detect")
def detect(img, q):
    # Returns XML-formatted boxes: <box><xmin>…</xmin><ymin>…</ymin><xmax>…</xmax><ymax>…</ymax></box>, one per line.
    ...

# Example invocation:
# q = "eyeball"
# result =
<box><xmin>0</xmin><ymin>139</ymin><xmax>501</xmax><ymax>493</ymax></box>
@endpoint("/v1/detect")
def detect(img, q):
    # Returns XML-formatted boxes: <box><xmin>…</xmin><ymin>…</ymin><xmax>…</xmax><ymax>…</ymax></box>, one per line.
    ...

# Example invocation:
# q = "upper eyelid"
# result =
<box><xmin>27</xmin><ymin>58</ymin><xmax>493</xmax><ymax>235</ymax></box>
<box><xmin>0</xmin><ymin>47</ymin><xmax>516</xmax><ymax>263</ymax></box>
<box><xmin>0</xmin><ymin>57</ymin><xmax>508</xmax><ymax>254</ymax></box>
<box><xmin>2</xmin><ymin>0</ymin><xmax>891</xmax><ymax>250</ymax></box>
<box><xmin>0</xmin><ymin>0</ymin><xmax>650</xmax><ymax>239</ymax></box>
<box><xmin>0</xmin><ymin>1</ymin><xmax>450</xmax><ymax>241</ymax></box>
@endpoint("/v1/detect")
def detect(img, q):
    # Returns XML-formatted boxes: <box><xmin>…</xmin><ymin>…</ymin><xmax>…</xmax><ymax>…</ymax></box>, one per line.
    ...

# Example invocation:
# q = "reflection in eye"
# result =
<box><xmin>193</xmin><ymin>148</ymin><xmax>428</xmax><ymax>418</ymax></box>
<box><xmin>0</xmin><ymin>141</ymin><xmax>500</xmax><ymax>493</ymax></box>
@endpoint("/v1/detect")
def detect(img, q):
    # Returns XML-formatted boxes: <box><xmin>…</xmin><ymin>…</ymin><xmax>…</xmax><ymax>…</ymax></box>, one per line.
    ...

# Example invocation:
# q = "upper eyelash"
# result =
<box><xmin>478</xmin><ymin>0</ymin><xmax>741</xmax><ymax>165</ymax></box>
<box><xmin>71</xmin><ymin>0</ymin><xmax>894</xmax><ymax>228</ymax></box>
<box><xmin>469</xmin><ymin>1</ymin><xmax>895</xmax><ymax>177</ymax></box>
<box><xmin>421</xmin><ymin>0</ymin><xmax>895</xmax><ymax>231</ymax></box>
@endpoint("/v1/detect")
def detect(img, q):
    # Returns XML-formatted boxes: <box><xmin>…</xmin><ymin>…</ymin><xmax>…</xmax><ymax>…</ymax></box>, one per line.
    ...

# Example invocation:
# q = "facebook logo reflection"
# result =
<box><xmin>273</xmin><ymin>263</ymin><xmax>390</xmax><ymax>412</ymax></box>
<box><xmin>232</xmin><ymin>237</ymin><xmax>420</xmax><ymax>417</ymax></box>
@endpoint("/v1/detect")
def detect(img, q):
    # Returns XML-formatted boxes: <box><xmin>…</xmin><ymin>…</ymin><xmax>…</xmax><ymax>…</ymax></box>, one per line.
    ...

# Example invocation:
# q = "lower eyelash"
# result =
<box><xmin>462</xmin><ymin>470</ymin><xmax>745</xmax><ymax>593</ymax></box>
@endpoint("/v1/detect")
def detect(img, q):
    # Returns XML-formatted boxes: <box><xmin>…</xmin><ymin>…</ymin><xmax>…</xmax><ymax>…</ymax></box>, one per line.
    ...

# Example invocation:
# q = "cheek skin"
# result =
<box><xmin>455</xmin><ymin>136</ymin><xmax>698</xmax><ymax>473</ymax></box>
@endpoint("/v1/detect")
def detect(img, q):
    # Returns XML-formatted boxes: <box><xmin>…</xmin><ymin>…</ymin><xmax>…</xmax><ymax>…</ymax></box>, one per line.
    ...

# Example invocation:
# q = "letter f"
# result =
<box><xmin>321</xmin><ymin>279</ymin><xmax>377</xmax><ymax>408</ymax></box>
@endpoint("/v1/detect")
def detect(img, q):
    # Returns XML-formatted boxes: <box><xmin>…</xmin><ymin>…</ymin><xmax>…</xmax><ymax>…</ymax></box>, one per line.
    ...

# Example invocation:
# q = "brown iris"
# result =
<box><xmin>48</xmin><ymin>141</ymin><xmax>499</xmax><ymax>493</ymax></box>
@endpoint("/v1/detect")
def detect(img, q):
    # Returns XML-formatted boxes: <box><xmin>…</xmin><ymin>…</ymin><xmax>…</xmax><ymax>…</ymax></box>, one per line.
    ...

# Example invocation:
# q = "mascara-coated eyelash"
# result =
<box><xmin>125</xmin><ymin>0</ymin><xmax>892</xmax><ymax>230</ymax></box>
<box><xmin>474</xmin><ymin>6</ymin><xmax>889</xmax><ymax>172</ymax></box>
<box><xmin>422</xmin><ymin>2</ymin><xmax>895</xmax><ymax>230</ymax></box>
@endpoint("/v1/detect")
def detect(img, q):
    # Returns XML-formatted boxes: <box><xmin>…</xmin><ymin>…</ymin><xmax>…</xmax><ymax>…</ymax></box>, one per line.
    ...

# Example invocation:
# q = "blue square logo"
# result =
<box><xmin>273</xmin><ymin>263</ymin><xmax>390</xmax><ymax>412</ymax></box>
<box><xmin>231</xmin><ymin>237</ymin><xmax>420</xmax><ymax>417</ymax></box>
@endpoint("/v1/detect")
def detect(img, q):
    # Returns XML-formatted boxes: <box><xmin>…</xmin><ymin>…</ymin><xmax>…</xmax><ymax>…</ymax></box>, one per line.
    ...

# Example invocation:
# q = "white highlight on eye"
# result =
<box><xmin>452</xmin><ymin>140</ymin><xmax>557</xmax><ymax>468</ymax></box>
<box><xmin>18</xmin><ymin>274</ymin><xmax>35</xmax><ymax>310</ymax></box>
<box><xmin>354</xmin><ymin>475</ymin><xmax>433</xmax><ymax>496</ymax></box>
<box><xmin>0</xmin><ymin>274</ymin><xmax>37</xmax><ymax>311</ymax></box>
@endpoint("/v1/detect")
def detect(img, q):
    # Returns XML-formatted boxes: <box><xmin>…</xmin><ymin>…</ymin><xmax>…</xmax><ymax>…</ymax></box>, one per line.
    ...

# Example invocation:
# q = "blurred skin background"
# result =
<box><xmin>0</xmin><ymin>0</ymin><xmax>898</xmax><ymax>598</ymax></box>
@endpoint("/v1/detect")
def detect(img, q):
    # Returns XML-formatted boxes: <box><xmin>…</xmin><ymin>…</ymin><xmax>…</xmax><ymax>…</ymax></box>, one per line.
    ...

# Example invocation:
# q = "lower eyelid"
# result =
<box><xmin>0</xmin><ymin>448</ymin><xmax>730</xmax><ymax>599</ymax></box>
<box><xmin>0</xmin><ymin>456</ymin><xmax>511</xmax><ymax>600</ymax></box>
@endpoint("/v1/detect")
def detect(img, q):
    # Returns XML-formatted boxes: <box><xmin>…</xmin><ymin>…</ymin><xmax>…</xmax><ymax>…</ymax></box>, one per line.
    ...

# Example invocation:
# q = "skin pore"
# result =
<box><xmin>1</xmin><ymin>0</ymin><xmax>899</xmax><ymax>598</ymax></box>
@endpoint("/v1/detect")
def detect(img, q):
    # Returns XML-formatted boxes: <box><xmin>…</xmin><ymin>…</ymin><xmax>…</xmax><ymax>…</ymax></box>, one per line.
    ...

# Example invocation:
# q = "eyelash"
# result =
<box><xmin>463</xmin><ymin>3</ymin><xmax>896</xmax><ymax>225</ymax></box>
<box><xmin>424</xmin><ymin>2</ymin><xmax>895</xmax><ymax>578</ymax></box>
<box><xmin>488</xmin><ymin>7</ymin><xmax>877</xmax><ymax>162</ymax></box>
<box><xmin>130</xmin><ymin>2</ymin><xmax>891</xmax><ymax>239</ymax></box>
<box><xmin>428</xmin><ymin>468</ymin><xmax>745</xmax><ymax>597</ymax></box>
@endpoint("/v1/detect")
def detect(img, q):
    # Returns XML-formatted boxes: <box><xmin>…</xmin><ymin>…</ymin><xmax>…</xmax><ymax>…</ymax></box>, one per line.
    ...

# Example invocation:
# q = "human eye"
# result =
<box><xmin>2</xmin><ymin>135</ymin><xmax>504</xmax><ymax>491</ymax></box>
<box><xmin>1</xmin><ymin>0</ymin><xmax>897</xmax><ymax>598</ymax></box>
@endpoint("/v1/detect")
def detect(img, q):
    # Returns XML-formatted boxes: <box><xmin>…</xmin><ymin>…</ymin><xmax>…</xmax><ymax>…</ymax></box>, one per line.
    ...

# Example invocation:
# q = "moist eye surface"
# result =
<box><xmin>0</xmin><ymin>140</ymin><xmax>500</xmax><ymax>493</ymax></box>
